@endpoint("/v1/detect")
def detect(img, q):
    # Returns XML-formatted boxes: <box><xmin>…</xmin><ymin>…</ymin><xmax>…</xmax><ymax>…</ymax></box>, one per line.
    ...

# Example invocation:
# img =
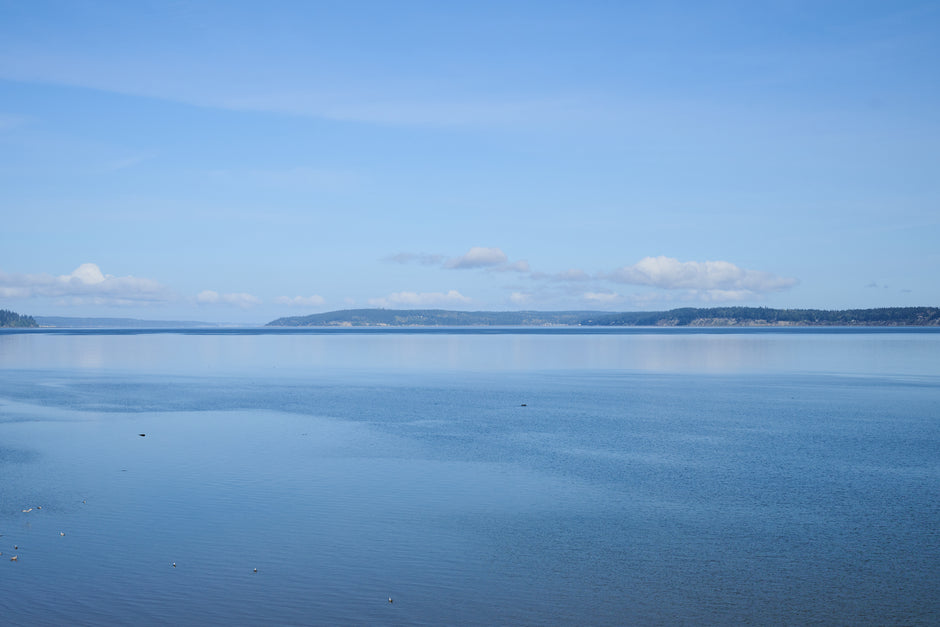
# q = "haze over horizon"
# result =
<box><xmin>1</xmin><ymin>1</ymin><xmax>938</xmax><ymax>324</ymax></box>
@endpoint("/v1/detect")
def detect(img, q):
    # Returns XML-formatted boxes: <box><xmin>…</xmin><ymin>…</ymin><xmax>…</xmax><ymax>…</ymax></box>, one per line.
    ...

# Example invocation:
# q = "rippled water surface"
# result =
<box><xmin>1</xmin><ymin>328</ymin><xmax>938</xmax><ymax>625</ymax></box>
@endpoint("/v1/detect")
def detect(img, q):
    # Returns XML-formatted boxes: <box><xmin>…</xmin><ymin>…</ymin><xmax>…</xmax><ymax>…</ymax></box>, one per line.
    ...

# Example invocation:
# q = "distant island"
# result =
<box><xmin>0</xmin><ymin>309</ymin><xmax>38</xmax><ymax>328</ymax></box>
<box><xmin>268</xmin><ymin>306</ymin><xmax>940</xmax><ymax>327</ymax></box>
<box><xmin>34</xmin><ymin>316</ymin><xmax>220</xmax><ymax>329</ymax></box>
<box><xmin>269</xmin><ymin>309</ymin><xmax>598</xmax><ymax>327</ymax></box>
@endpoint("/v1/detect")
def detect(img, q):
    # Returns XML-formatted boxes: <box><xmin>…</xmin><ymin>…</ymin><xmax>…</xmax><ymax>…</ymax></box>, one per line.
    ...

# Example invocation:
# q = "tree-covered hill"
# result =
<box><xmin>268</xmin><ymin>309</ymin><xmax>601</xmax><ymax>327</ymax></box>
<box><xmin>267</xmin><ymin>306</ymin><xmax>940</xmax><ymax>327</ymax></box>
<box><xmin>0</xmin><ymin>309</ymin><xmax>38</xmax><ymax>328</ymax></box>
<box><xmin>580</xmin><ymin>306</ymin><xmax>940</xmax><ymax>326</ymax></box>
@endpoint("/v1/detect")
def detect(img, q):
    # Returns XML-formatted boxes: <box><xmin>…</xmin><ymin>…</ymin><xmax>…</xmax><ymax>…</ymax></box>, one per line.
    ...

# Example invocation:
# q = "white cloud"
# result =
<box><xmin>275</xmin><ymin>295</ymin><xmax>325</xmax><ymax>307</ymax></box>
<box><xmin>445</xmin><ymin>247</ymin><xmax>508</xmax><ymax>269</ymax></box>
<box><xmin>0</xmin><ymin>263</ymin><xmax>170</xmax><ymax>304</ymax></box>
<box><xmin>368</xmin><ymin>290</ymin><xmax>471</xmax><ymax>308</ymax></box>
<box><xmin>197</xmin><ymin>290</ymin><xmax>261</xmax><ymax>308</ymax></box>
<box><xmin>68</xmin><ymin>262</ymin><xmax>106</xmax><ymax>285</ymax></box>
<box><xmin>605</xmin><ymin>256</ymin><xmax>797</xmax><ymax>293</ymax></box>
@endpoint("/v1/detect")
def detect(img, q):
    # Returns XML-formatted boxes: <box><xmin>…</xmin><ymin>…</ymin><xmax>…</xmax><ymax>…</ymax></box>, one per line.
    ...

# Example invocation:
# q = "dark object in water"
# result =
<box><xmin>520</xmin><ymin>403</ymin><xmax>527</xmax><ymax>407</ymax></box>
<box><xmin>388</xmin><ymin>597</ymin><xmax>393</xmax><ymax>604</ymax></box>
<box><xmin>139</xmin><ymin>433</ymin><xmax>146</xmax><ymax>437</ymax></box>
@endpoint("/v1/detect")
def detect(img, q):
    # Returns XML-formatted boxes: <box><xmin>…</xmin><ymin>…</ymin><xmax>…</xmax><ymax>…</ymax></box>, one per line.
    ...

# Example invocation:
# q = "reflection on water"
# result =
<box><xmin>2</xmin><ymin>328</ymin><xmax>939</xmax><ymax>375</ymax></box>
<box><xmin>1</xmin><ymin>329</ymin><xmax>938</xmax><ymax>625</ymax></box>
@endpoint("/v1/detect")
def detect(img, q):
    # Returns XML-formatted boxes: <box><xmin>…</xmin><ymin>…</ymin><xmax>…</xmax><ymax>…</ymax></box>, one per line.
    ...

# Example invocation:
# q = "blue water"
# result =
<box><xmin>1</xmin><ymin>329</ymin><xmax>938</xmax><ymax>625</ymax></box>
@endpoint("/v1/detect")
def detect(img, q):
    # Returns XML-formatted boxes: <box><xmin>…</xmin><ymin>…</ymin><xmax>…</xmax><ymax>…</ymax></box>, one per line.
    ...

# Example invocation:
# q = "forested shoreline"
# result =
<box><xmin>268</xmin><ymin>306</ymin><xmax>940</xmax><ymax>327</ymax></box>
<box><xmin>0</xmin><ymin>309</ymin><xmax>38</xmax><ymax>328</ymax></box>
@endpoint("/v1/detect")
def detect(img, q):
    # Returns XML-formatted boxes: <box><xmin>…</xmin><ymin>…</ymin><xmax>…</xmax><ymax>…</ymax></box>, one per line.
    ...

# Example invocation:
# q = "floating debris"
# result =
<box><xmin>21</xmin><ymin>508</ymin><xmax>32</xmax><ymax>513</ymax></box>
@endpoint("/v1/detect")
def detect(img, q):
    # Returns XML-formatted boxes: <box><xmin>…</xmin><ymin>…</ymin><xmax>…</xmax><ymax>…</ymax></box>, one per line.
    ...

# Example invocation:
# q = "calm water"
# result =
<box><xmin>1</xmin><ymin>328</ymin><xmax>938</xmax><ymax>625</ymax></box>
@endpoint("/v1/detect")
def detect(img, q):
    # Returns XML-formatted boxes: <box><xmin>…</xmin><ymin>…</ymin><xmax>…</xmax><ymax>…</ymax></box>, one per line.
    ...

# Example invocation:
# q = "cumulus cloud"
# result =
<box><xmin>0</xmin><ymin>263</ymin><xmax>170</xmax><ymax>304</ymax></box>
<box><xmin>197</xmin><ymin>290</ymin><xmax>261</xmax><ymax>308</ymax></box>
<box><xmin>445</xmin><ymin>247</ymin><xmax>508</xmax><ymax>269</ymax></box>
<box><xmin>604</xmin><ymin>256</ymin><xmax>797</xmax><ymax>293</ymax></box>
<box><xmin>368</xmin><ymin>290</ymin><xmax>471</xmax><ymax>308</ymax></box>
<box><xmin>275</xmin><ymin>295</ymin><xmax>326</xmax><ymax>307</ymax></box>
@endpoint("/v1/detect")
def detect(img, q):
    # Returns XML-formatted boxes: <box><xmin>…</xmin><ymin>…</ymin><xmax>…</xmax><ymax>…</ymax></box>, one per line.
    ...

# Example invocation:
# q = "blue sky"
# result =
<box><xmin>1</xmin><ymin>1</ymin><xmax>938</xmax><ymax>323</ymax></box>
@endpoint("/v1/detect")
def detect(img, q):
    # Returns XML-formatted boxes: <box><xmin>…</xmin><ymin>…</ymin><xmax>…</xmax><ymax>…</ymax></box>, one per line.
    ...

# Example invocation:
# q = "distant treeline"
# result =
<box><xmin>268</xmin><ymin>306</ymin><xmax>940</xmax><ymax>327</ymax></box>
<box><xmin>34</xmin><ymin>316</ymin><xmax>218</xmax><ymax>329</ymax></box>
<box><xmin>268</xmin><ymin>309</ymin><xmax>599</xmax><ymax>327</ymax></box>
<box><xmin>0</xmin><ymin>309</ymin><xmax>38</xmax><ymax>328</ymax></box>
<box><xmin>580</xmin><ymin>306</ymin><xmax>940</xmax><ymax>326</ymax></box>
